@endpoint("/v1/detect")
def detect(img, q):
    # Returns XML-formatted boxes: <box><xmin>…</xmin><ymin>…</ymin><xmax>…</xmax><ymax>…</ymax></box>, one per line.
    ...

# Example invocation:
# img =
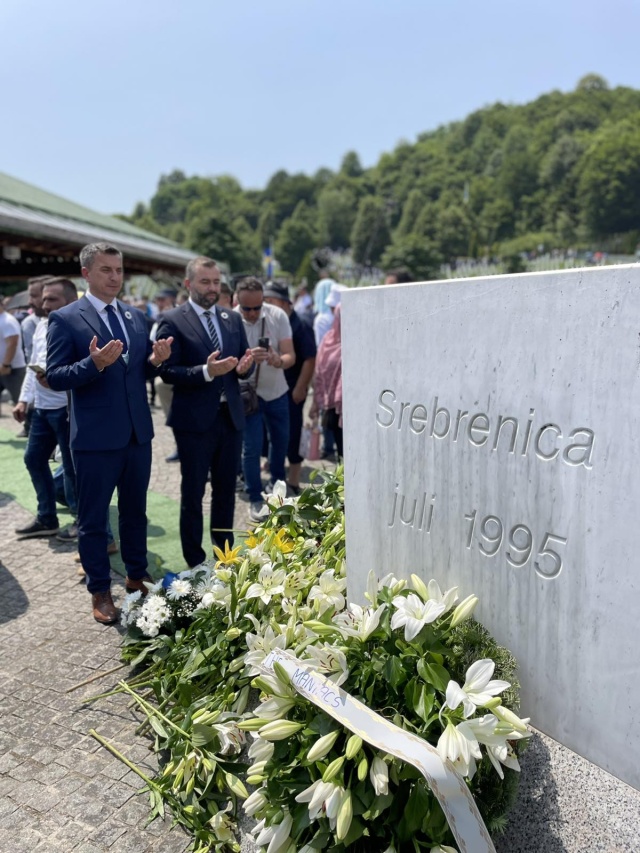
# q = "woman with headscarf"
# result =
<box><xmin>310</xmin><ymin>303</ymin><xmax>343</xmax><ymax>458</ymax></box>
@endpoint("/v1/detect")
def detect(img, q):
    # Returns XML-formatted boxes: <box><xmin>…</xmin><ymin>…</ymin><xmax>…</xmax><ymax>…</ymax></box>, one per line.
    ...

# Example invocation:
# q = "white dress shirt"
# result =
<box><xmin>188</xmin><ymin>298</ymin><xmax>224</xmax><ymax>383</ymax></box>
<box><xmin>84</xmin><ymin>291</ymin><xmax>131</xmax><ymax>352</ymax></box>
<box><xmin>19</xmin><ymin>318</ymin><xmax>69</xmax><ymax>409</ymax></box>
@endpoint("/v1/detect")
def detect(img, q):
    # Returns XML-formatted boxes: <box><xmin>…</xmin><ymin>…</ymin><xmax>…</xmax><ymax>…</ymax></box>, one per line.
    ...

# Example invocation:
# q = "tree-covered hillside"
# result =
<box><xmin>123</xmin><ymin>75</ymin><xmax>640</xmax><ymax>281</ymax></box>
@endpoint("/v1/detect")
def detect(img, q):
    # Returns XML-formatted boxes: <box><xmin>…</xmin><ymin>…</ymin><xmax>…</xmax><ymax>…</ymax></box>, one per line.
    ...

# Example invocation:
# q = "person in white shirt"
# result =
<box><xmin>0</xmin><ymin>294</ymin><xmax>27</xmax><ymax>405</ymax></box>
<box><xmin>235</xmin><ymin>277</ymin><xmax>295</xmax><ymax>521</ymax></box>
<box><xmin>13</xmin><ymin>279</ymin><xmax>79</xmax><ymax>539</ymax></box>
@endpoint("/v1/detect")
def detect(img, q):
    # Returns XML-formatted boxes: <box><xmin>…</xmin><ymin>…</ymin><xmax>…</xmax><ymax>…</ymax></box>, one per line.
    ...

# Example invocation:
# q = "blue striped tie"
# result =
<box><xmin>203</xmin><ymin>310</ymin><xmax>221</xmax><ymax>351</ymax></box>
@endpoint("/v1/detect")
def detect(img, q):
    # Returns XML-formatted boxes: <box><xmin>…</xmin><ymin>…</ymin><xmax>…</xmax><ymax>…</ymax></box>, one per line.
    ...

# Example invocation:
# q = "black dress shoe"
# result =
<box><xmin>165</xmin><ymin>450</ymin><xmax>179</xmax><ymax>463</ymax></box>
<box><xmin>16</xmin><ymin>520</ymin><xmax>59</xmax><ymax>539</ymax></box>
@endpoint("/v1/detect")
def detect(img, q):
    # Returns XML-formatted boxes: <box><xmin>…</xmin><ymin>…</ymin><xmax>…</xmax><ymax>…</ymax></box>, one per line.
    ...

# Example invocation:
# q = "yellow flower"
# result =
<box><xmin>245</xmin><ymin>532</ymin><xmax>261</xmax><ymax>548</ymax></box>
<box><xmin>272</xmin><ymin>529</ymin><xmax>294</xmax><ymax>553</ymax></box>
<box><xmin>212</xmin><ymin>541</ymin><xmax>243</xmax><ymax>567</ymax></box>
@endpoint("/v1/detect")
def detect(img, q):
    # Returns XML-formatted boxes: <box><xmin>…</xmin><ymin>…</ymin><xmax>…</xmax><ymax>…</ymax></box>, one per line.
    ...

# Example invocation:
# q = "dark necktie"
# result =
<box><xmin>105</xmin><ymin>304</ymin><xmax>129</xmax><ymax>353</ymax></box>
<box><xmin>203</xmin><ymin>310</ymin><xmax>221</xmax><ymax>352</ymax></box>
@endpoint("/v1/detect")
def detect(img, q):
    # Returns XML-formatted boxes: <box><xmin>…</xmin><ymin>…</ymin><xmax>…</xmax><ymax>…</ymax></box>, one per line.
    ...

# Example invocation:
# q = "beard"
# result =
<box><xmin>192</xmin><ymin>290</ymin><xmax>219</xmax><ymax>309</ymax></box>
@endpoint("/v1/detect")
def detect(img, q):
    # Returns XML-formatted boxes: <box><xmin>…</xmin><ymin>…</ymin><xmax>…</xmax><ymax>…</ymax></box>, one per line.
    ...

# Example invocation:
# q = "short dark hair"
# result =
<box><xmin>386</xmin><ymin>268</ymin><xmax>413</xmax><ymax>284</ymax></box>
<box><xmin>220</xmin><ymin>280</ymin><xmax>233</xmax><ymax>297</ymax></box>
<box><xmin>185</xmin><ymin>256</ymin><xmax>218</xmax><ymax>282</ymax></box>
<box><xmin>44</xmin><ymin>277</ymin><xmax>78</xmax><ymax>303</ymax></box>
<box><xmin>79</xmin><ymin>242</ymin><xmax>122</xmax><ymax>270</ymax></box>
<box><xmin>235</xmin><ymin>276</ymin><xmax>263</xmax><ymax>296</ymax></box>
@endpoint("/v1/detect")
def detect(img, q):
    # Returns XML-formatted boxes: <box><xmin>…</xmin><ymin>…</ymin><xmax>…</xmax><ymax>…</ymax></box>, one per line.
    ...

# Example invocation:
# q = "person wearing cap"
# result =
<box><xmin>235</xmin><ymin>277</ymin><xmax>295</xmax><ymax>521</ymax></box>
<box><xmin>263</xmin><ymin>282</ymin><xmax>316</xmax><ymax>494</ymax></box>
<box><xmin>313</xmin><ymin>282</ymin><xmax>347</xmax><ymax>346</ymax></box>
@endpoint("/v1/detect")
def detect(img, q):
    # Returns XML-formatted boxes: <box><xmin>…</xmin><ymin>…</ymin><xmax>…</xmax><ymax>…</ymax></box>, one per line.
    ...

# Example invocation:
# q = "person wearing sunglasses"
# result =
<box><xmin>235</xmin><ymin>277</ymin><xmax>295</xmax><ymax>521</ymax></box>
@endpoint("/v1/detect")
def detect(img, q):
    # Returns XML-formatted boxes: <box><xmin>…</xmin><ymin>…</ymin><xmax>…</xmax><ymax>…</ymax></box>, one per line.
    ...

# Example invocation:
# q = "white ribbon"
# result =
<box><xmin>260</xmin><ymin>648</ymin><xmax>496</xmax><ymax>853</ymax></box>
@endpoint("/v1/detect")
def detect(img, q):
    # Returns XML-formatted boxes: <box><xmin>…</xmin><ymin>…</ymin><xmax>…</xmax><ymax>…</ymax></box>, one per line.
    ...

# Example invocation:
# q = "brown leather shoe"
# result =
<box><xmin>92</xmin><ymin>590</ymin><xmax>119</xmax><ymax>624</ymax></box>
<box><xmin>125</xmin><ymin>575</ymin><xmax>153</xmax><ymax>596</ymax></box>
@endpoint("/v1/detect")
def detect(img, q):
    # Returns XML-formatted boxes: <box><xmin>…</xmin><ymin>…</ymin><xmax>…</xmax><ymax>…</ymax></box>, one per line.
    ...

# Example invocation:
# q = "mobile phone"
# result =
<box><xmin>28</xmin><ymin>364</ymin><xmax>46</xmax><ymax>376</ymax></box>
<box><xmin>258</xmin><ymin>337</ymin><xmax>270</xmax><ymax>349</ymax></box>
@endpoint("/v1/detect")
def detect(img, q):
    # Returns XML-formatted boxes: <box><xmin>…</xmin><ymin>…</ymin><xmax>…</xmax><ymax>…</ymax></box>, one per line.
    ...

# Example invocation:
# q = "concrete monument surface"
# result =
<box><xmin>341</xmin><ymin>265</ymin><xmax>640</xmax><ymax>791</ymax></box>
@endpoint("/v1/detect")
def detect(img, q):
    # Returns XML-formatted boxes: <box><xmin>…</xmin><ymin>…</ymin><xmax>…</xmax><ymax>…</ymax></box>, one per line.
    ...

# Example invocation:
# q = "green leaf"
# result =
<box><xmin>383</xmin><ymin>656</ymin><xmax>406</xmax><ymax>689</ymax></box>
<box><xmin>191</xmin><ymin>723</ymin><xmax>217</xmax><ymax>747</ymax></box>
<box><xmin>399</xmin><ymin>780</ymin><xmax>432</xmax><ymax>840</ymax></box>
<box><xmin>414</xmin><ymin>684</ymin><xmax>435</xmax><ymax>723</ymax></box>
<box><xmin>149</xmin><ymin>716</ymin><xmax>170</xmax><ymax>739</ymax></box>
<box><xmin>417</xmin><ymin>660</ymin><xmax>450</xmax><ymax>692</ymax></box>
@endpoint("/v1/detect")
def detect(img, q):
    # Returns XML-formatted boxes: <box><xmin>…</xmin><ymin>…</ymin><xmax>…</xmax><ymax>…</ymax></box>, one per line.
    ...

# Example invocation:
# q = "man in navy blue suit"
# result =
<box><xmin>156</xmin><ymin>256</ymin><xmax>253</xmax><ymax>568</ymax></box>
<box><xmin>47</xmin><ymin>243</ymin><xmax>173</xmax><ymax>624</ymax></box>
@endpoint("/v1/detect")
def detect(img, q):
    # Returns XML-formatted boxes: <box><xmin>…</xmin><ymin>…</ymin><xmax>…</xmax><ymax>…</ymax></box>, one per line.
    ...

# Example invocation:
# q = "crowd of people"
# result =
<box><xmin>0</xmin><ymin>244</ymin><xmax>348</xmax><ymax>625</ymax></box>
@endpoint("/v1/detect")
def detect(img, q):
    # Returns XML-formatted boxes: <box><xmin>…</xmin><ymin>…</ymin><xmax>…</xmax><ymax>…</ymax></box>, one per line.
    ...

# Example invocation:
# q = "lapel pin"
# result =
<box><xmin>124</xmin><ymin>311</ymin><xmax>132</xmax><ymax>320</ymax></box>
<box><xmin>221</xmin><ymin>312</ymin><xmax>229</xmax><ymax>320</ymax></box>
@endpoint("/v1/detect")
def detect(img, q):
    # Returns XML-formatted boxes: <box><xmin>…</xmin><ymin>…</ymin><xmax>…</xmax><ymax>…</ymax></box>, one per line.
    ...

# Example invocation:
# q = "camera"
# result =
<box><xmin>258</xmin><ymin>337</ymin><xmax>270</xmax><ymax>350</ymax></box>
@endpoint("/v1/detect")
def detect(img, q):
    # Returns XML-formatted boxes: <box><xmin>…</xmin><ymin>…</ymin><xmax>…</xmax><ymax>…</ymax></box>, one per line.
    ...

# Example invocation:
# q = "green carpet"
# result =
<box><xmin>0</xmin><ymin>426</ymin><xmax>184</xmax><ymax>579</ymax></box>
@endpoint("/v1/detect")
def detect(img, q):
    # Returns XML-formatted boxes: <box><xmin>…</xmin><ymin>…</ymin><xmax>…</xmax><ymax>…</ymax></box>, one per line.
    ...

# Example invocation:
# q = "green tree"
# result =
<box><xmin>275</xmin><ymin>217</ymin><xmax>317</xmax><ymax>274</ymax></box>
<box><xmin>395</xmin><ymin>189</ymin><xmax>426</xmax><ymax>239</ymax></box>
<box><xmin>317</xmin><ymin>187</ymin><xmax>357</xmax><ymax>248</ymax></box>
<box><xmin>381</xmin><ymin>235</ymin><xmax>442</xmax><ymax>281</ymax></box>
<box><xmin>187</xmin><ymin>213</ymin><xmax>260</xmax><ymax>273</ymax></box>
<box><xmin>578</xmin><ymin>117</ymin><xmax>640</xmax><ymax>234</ymax></box>
<box><xmin>340</xmin><ymin>151</ymin><xmax>364</xmax><ymax>178</ymax></box>
<box><xmin>350</xmin><ymin>197</ymin><xmax>391</xmax><ymax>265</ymax></box>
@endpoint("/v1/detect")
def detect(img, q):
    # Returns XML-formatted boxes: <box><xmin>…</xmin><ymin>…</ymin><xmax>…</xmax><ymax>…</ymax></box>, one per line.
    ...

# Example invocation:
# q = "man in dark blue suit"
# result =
<box><xmin>156</xmin><ymin>256</ymin><xmax>253</xmax><ymax>568</ymax></box>
<box><xmin>47</xmin><ymin>243</ymin><xmax>173</xmax><ymax>624</ymax></box>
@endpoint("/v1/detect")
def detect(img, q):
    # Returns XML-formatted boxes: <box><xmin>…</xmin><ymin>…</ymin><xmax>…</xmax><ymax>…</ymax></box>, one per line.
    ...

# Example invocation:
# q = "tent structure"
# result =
<box><xmin>0</xmin><ymin>172</ymin><xmax>195</xmax><ymax>282</ymax></box>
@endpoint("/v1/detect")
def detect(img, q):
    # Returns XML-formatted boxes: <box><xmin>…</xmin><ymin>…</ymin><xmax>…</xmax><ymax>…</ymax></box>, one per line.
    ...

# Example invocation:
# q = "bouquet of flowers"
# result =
<box><xmin>102</xmin><ymin>472</ymin><xmax>528</xmax><ymax>853</ymax></box>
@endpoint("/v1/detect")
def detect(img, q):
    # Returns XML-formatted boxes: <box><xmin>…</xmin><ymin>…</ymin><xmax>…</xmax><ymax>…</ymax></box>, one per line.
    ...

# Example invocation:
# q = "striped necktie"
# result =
<box><xmin>203</xmin><ymin>310</ymin><xmax>221</xmax><ymax>351</ymax></box>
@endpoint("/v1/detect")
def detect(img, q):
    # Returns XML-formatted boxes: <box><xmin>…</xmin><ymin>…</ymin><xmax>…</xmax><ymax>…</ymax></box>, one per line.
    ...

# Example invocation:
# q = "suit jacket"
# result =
<box><xmin>156</xmin><ymin>303</ymin><xmax>251</xmax><ymax>432</ymax></box>
<box><xmin>46</xmin><ymin>298</ymin><xmax>155</xmax><ymax>450</ymax></box>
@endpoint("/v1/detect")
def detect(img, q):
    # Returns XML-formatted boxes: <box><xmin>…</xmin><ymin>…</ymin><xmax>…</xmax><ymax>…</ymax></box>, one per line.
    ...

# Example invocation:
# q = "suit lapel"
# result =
<box><xmin>184</xmin><ymin>303</ymin><xmax>215</xmax><ymax>353</ymax></box>
<box><xmin>117</xmin><ymin>299</ymin><xmax>136</xmax><ymax>367</ymax></box>
<box><xmin>215</xmin><ymin>306</ymin><xmax>233</xmax><ymax>355</ymax></box>
<box><xmin>78</xmin><ymin>297</ymin><xmax>110</xmax><ymax>344</ymax></box>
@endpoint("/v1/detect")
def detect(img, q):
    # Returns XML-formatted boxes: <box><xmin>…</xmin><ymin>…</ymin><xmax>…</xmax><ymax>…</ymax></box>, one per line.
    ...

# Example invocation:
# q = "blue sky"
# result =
<box><xmin>2</xmin><ymin>0</ymin><xmax>639</xmax><ymax>215</ymax></box>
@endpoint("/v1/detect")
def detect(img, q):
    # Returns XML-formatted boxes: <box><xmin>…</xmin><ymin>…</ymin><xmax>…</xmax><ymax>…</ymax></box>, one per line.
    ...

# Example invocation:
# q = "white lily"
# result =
<box><xmin>295</xmin><ymin>779</ymin><xmax>341</xmax><ymax>821</ymax></box>
<box><xmin>437</xmin><ymin>719</ymin><xmax>482</xmax><ymax>778</ymax></box>
<box><xmin>307</xmin><ymin>729</ymin><xmax>340</xmax><ymax>762</ymax></box>
<box><xmin>265</xmin><ymin>479</ymin><xmax>296</xmax><ymax>507</ymax></box>
<box><xmin>390</xmin><ymin>593</ymin><xmax>446</xmax><ymax>641</ymax></box>
<box><xmin>334</xmin><ymin>603</ymin><xmax>387</xmax><ymax>641</ymax></box>
<box><xmin>248</xmin><ymin>734</ymin><xmax>275</xmax><ymax>763</ymax></box>
<box><xmin>244</xmin><ymin>626</ymin><xmax>287</xmax><ymax>675</ymax></box>
<box><xmin>427</xmin><ymin>579</ymin><xmax>458</xmax><ymax>613</ymax></box>
<box><xmin>445</xmin><ymin>659</ymin><xmax>511</xmax><ymax>718</ymax></box>
<box><xmin>308</xmin><ymin>569</ymin><xmax>347</xmax><ymax>615</ymax></box>
<box><xmin>449</xmin><ymin>594</ymin><xmax>479</xmax><ymax>628</ymax></box>
<box><xmin>243</xmin><ymin>788</ymin><xmax>267</xmax><ymax>816</ymax></box>
<box><xmin>303</xmin><ymin>643</ymin><xmax>349</xmax><ymax>686</ymax></box>
<box><xmin>369</xmin><ymin>755</ymin><xmax>389</xmax><ymax>795</ymax></box>
<box><xmin>209</xmin><ymin>809</ymin><xmax>236</xmax><ymax>844</ymax></box>
<box><xmin>245</xmin><ymin>563</ymin><xmax>287</xmax><ymax>606</ymax></box>
<box><xmin>466</xmin><ymin>714</ymin><xmax>528</xmax><ymax>779</ymax></box>
<box><xmin>253</xmin><ymin>810</ymin><xmax>293</xmax><ymax>853</ymax></box>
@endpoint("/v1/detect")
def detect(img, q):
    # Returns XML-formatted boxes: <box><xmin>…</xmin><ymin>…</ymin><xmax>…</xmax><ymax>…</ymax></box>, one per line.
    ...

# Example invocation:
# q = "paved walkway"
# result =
<box><xmin>0</xmin><ymin>404</ymin><xmax>329</xmax><ymax>853</ymax></box>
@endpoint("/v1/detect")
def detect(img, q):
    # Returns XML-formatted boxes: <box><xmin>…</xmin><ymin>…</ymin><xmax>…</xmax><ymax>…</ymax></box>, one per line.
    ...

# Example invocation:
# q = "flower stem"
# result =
<box><xmin>118</xmin><ymin>681</ymin><xmax>190</xmax><ymax>738</ymax></box>
<box><xmin>89</xmin><ymin>729</ymin><xmax>158</xmax><ymax>788</ymax></box>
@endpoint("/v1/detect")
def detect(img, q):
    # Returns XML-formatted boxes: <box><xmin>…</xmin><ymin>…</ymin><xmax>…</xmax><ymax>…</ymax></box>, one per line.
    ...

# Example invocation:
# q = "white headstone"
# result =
<box><xmin>341</xmin><ymin>265</ymin><xmax>640</xmax><ymax>790</ymax></box>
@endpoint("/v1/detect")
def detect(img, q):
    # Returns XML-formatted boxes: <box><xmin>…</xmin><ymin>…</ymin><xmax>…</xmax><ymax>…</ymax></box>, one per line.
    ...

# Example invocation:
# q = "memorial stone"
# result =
<box><xmin>341</xmin><ymin>265</ymin><xmax>640</xmax><ymax>791</ymax></box>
